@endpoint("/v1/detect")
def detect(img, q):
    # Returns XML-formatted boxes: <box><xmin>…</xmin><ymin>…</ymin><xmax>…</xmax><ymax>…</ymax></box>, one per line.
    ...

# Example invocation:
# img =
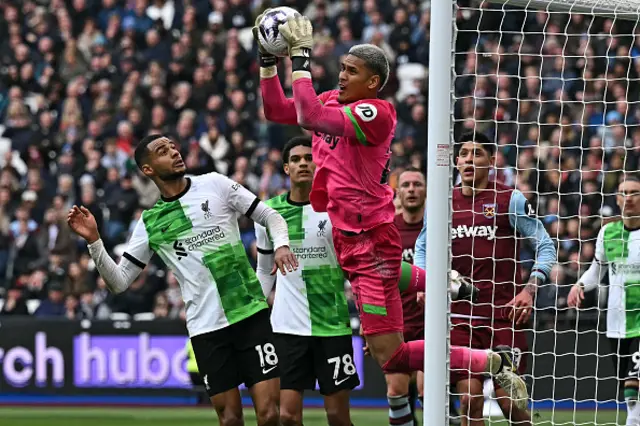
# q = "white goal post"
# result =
<box><xmin>425</xmin><ymin>0</ymin><xmax>640</xmax><ymax>425</ymax></box>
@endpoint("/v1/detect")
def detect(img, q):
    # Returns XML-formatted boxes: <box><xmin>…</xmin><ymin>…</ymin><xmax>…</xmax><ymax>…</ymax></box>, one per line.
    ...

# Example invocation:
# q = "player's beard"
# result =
<box><xmin>159</xmin><ymin>169</ymin><xmax>186</xmax><ymax>181</ymax></box>
<box><xmin>402</xmin><ymin>202</ymin><xmax>423</xmax><ymax>215</ymax></box>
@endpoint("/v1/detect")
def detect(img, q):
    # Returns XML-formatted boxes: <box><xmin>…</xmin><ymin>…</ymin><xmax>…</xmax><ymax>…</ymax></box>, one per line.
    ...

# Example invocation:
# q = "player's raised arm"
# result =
<box><xmin>254</xmin><ymin>223</ymin><xmax>277</xmax><ymax>297</ymax></box>
<box><xmin>279</xmin><ymin>17</ymin><xmax>394</xmax><ymax>144</ymax></box>
<box><xmin>253</xmin><ymin>10</ymin><xmax>298</xmax><ymax>125</ymax></box>
<box><xmin>67</xmin><ymin>205</ymin><xmax>150</xmax><ymax>294</ymax></box>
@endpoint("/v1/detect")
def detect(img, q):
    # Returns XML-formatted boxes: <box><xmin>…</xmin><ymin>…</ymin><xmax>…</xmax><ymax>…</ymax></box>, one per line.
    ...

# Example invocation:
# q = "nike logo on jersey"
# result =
<box><xmin>334</xmin><ymin>377</ymin><xmax>351</xmax><ymax>386</ymax></box>
<box><xmin>262</xmin><ymin>366</ymin><xmax>277</xmax><ymax>375</ymax></box>
<box><xmin>451</xmin><ymin>225</ymin><xmax>497</xmax><ymax>241</ymax></box>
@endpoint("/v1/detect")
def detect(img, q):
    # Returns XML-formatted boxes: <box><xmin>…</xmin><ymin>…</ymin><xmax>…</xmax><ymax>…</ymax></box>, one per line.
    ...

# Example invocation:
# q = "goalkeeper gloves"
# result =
<box><xmin>450</xmin><ymin>270</ymin><xmax>479</xmax><ymax>303</ymax></box>
<box><xmin>252</xmin><ymin>9</ymin><xmax>278</xmax><ymax>69</ymax></box>
<box><xmin>278</xmin><ymin>16</ymin><xmax>313</xmax><ymax>74</ymax></box>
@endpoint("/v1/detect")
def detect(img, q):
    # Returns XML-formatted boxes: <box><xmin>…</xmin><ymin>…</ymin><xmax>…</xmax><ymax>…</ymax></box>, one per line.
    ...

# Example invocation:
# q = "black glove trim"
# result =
<box><xmin>260</xmin><ymin>55</ymin><xmax>278</xmax><ymax>68</ymax></box>
<box><xmin>291</xmin><ymin>48</ymin><xmax>312</xmax><ymax>72</ymax></box>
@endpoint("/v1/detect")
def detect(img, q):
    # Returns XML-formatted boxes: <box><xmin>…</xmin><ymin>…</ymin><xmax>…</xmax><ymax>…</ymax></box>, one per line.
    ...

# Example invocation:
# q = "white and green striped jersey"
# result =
<box><xmin>592</xmin><ymin>221</ymin><xmax>640</xmax><ymax>338</ymax></box>
<box><xmin>123</xmin><ymin>173</ymin><xmax>268</xmax><ymax>337</ymax></box>
<box><xmin>255</xmin><ymin>193</ymin><xmax>351</xmax><ymax>337</ymax></box>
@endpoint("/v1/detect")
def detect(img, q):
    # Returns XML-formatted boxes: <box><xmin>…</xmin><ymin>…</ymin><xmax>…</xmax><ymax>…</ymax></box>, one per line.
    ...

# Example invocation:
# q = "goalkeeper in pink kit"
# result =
<box><xmin>255</xmin><ymin>11</ymin><xmax>527</xmax><ymax>403</ymax></box>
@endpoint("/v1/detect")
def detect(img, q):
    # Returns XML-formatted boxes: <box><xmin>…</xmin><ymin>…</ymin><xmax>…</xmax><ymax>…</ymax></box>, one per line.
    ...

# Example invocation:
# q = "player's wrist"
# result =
<box><xmin>260</xmin><ymin>65</ymin><xmax>278</xmax><ymax>79</ymax></box>
<box><xmin>524</xmin><ymin>276</ymin><xmax>542</xmax><ymax>296</ymax></box>
<box><xmin>291</xmin><ymin>48</ymin><xmax>311</xmax><ymax>72</ymax></box>
<box><xmin>273</xmin><ymin>241</ymin><xmax>290</xmax><ymax>251</ymax></box>
<box><xmin>523</xmin><ymin>284</ymin><xmax>536</xmax><ymax>297</ymax></box>
<box><xmin>86</xmin><ymin>234</ymin><xmax>101</xmax><ymax>245</ymax></box>
<box><xmin>259</xmin><ymin>54</ymin><xmax>278</xmax><ymax>68</ymax></box>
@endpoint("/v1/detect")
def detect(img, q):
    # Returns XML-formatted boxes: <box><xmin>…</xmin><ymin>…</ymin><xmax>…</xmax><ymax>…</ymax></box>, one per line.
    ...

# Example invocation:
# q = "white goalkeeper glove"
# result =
<box><xmin>278</xmin><ymin>16</ymin><xmax>313</xmax><ymax>75</ymax></box>
<box><xmin>450</xmin><ymin>270</ymin><xmax>479</xmax><ymax>303</ymax></box>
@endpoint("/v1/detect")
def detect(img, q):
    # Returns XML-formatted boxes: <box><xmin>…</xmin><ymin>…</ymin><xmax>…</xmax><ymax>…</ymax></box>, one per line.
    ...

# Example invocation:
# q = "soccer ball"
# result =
<box><xmin>258</xmin><ymin>6</ymin><xmax>301</xmax><ymax>58</ymax></box>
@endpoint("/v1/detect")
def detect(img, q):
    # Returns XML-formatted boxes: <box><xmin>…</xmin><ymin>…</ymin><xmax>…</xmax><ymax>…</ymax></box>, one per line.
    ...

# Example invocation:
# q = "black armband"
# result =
<box><xmin>259</xmin><ymin>54</ymin><xmax>278</xmax><ymax>68</ymax></box>
<box><xmin>291</xmin><ymin>48</ymin><xmax>312</xmax><ymax>72</ymax></box>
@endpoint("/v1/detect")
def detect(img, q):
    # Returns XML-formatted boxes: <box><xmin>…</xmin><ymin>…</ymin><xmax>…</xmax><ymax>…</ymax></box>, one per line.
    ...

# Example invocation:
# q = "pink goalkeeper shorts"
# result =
<box><xmin>332</xmin><ymin>222</ymin><xmax>404</xmax><ymax>336</ymax></box>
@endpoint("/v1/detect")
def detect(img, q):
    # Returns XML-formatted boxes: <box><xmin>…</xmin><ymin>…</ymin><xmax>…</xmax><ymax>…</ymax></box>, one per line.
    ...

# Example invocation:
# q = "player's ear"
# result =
<box><xmin>141</xmin><ymin>164</ymin><xmax>154</xmax><ymax>177</ymax></box>
<box><xmin>368</xmin><ymin>74</ymin><xmax>380</xmax><ymax>91</ymax></box>
<box><xmin>283</xmin><ymin>162</ymin><xmax>291</xmax><ymax>176</ymax></box>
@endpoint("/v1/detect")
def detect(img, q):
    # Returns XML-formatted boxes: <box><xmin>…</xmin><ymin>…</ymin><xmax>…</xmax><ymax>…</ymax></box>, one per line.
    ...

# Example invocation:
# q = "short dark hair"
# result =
<box><xmin>400</xmin><ymin>166</ymin><xmax>424</xmax><ymax>175</ymax></box>
<box><xmin>134</xmin><ymin>134</ymin><xmax>164</xmax><ymax>170</ymax></box>
<box><xmin>455</xmin><ymin>131</ymin><xmax>496</xmax><ymax>157</ymax></box>
<box><xmin>282</xmin><ymin>136</ymin><xmax>312</xmax><ymax>163</ymax></box>
<box><xmin>620</xmin><ymin>174</ymin><xmax>640</xmax><ymax>184</ymax></box>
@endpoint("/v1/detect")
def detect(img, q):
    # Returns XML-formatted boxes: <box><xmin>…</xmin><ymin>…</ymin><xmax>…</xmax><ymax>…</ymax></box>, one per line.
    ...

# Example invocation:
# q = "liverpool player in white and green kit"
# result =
<box><xmin>255</xmin><ymin>136</ymin><xmax>359</xmax><ymax>426</ymax></box>
<box><xmin>67</xmin><ymin>134</ymin><xmax>298</xmax><ymax>426</ymax></box>
<box><xmin>568</xmin><ymin>176</ymin><xmax>640</xmax><ymax>426</ymax></box>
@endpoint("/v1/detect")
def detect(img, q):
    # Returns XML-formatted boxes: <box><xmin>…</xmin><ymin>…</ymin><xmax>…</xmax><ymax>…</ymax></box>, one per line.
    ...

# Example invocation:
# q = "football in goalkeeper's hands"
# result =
<box><xmin>258</xmin><ymin>6</ymin><xmax>301</xmax><ymax>57</ymax></box>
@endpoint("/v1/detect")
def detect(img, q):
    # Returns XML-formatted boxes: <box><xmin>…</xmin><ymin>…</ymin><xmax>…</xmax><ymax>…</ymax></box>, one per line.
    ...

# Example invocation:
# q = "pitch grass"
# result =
<box><xmin>0</xmin><ymin>407</ymin><xmax>627</xmax><ymax>426</ymax></box>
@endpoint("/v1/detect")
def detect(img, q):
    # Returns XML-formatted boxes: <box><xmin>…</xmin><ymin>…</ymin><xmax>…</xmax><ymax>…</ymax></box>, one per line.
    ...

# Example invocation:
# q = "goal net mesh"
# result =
<box><xmin>449</xmin><ymin>0</ymin><xmax>640</xmax><ymax>424</ymax></box>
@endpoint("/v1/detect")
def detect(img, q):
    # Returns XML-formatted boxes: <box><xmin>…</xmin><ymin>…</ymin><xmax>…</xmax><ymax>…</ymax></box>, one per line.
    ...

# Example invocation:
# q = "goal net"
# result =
<box><xmin>429</xmin><ymin>0</ymin><xmax>640</xmax><ymax>424</ymax></box>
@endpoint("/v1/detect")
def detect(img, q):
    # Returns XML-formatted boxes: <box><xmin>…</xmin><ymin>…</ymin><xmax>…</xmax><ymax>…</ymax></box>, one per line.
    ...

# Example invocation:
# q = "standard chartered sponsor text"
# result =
<box><xmin>293</xmin><ymin>246</ymin><xmax>328</xmax><ymax>259</ymax></box>
<box><xmin>184</xmin><ymin>227</ymin><xmax>226</xmax><ymax>250</ymax></box>
<box><xmin>612</xmin><ymin>263</ymin><xmax>640</xmax><ymax>275</ymax></box>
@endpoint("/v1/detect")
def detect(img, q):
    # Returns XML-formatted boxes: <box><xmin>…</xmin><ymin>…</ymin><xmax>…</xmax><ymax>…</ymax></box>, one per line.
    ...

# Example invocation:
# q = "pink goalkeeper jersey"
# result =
<box><xmin>309</xmin><ymin>90</ymin><xmax>397</xmax><ymax>233</ymax></box>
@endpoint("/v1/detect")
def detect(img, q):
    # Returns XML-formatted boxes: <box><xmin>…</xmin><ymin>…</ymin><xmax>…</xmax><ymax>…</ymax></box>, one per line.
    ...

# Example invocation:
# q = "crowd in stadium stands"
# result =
<box><xmin>0</xmin><ymin>0</ymin><xmax>633</xmax><ymax>325</ymax></box>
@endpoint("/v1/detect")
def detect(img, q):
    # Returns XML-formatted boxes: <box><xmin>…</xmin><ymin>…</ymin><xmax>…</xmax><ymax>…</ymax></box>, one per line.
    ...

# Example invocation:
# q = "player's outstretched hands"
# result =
<box><xmin>271</xmin><ymin>246</ymin><xmax>299</xmax><ymax>276</ymax></box>
<box><xmin>506</xmin><ymin>289</ymin><xmax>533</xmax><ymax>326</ymax></box>
<box><xmin>67</xmin><ymin>205</ymin><xmax>100</xmax><ymax>244</ymax></box>
<box><xmin>278</xmin><ymin>16</ymin><xmax>313</xmax><ymax>57</ymax></box>
<box><xmin>567</xmin><ymin>283</ymin><xmax>584</xmax><ymax>308</ymax></box>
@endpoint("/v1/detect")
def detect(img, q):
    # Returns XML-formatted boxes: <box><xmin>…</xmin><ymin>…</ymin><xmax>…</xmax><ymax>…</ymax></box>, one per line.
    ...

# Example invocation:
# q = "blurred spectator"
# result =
<box><xmin>92</xmin><ymin>277</ymin><xmax>114</xmax><ymax>319</ymax></box>
<box><xmin>33</xmin><ymin>281</ymin><xmax>66</xmax><ymax>317</ymax></box>
<box><xmin>153</xmin><ymin>292</ymin><xmax>170</xmax><ymax>318</ymax></box>
<box><xmin>0</xmin><ymin>283</ymin><xmax>29</xmax><ymax>315</ymax></box>
<box><xmin>64</xmin><ymin>293</ymin><xmax>85</xmax><ymax>320</ymax></box>
<box><xmin>40</xmin><ymin>208</ymin><xmax>76</xmax><ymax>264</ymax></box>
<box><xmin>0</xmin><ymin>0</ymin><xmax>629</xmax><ymax>329</ymax></box>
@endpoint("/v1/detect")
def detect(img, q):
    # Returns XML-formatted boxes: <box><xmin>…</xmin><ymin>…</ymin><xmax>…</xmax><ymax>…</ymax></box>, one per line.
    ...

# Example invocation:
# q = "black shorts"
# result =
<box><xmin>274</xmin><ymin>333</ymin><xmax>360</xmax><ymax>396</ymax></box>
<box><xmin>190</xmin><ymin>308</ymin><xmax>279</xmax><ymax>397</ymax></box>
<box><xmin>609</xmin><ymin>337</ymin><xmax>640</xmax><ymax>381</ymax></box>
<box><xmin>189</xmin><ymin>372</ymin><xmax>203</xmax><ymax>386</ymax></box>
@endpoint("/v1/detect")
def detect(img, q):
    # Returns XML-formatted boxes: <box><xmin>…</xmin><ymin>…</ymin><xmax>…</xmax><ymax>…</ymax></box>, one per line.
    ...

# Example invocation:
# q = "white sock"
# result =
<box><xmin>627</xmin><ymin>401</ymin><xmax>640</xmax><ymax>426</ymax></box>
